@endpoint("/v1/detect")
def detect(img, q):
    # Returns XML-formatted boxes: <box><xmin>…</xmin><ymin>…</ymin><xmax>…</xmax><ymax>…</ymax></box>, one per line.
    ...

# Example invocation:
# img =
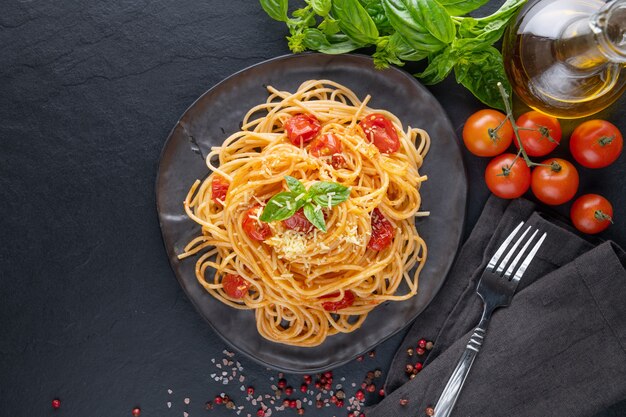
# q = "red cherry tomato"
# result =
<box><xmin>284</xmin><ymin>114</ymin><xmax>321</xmax><ymax>146</ymax></box>
<box><xmin>211</xmin><ymin>176</ymin><xmax>230</xmax><ymax>205</ymax></box>
<box><xmin>309</xmin><ymin>132</ymin><xmax>343</xmax><ymax>157</ymax></box>
<box><xmin>331</xmin><ymin>154</ymin><xmax>347</xmax><ymax>169</ymax></box>
<box><xmin>359</xmin><ymin>113</ymin><xmax>400</xmax><ymax>153</ymax></box>
<box><xmin>531</xmin><ymin>158</ymin><xmax>579</xmax><ymax>205</ymax></box>
<box><xmin>242</xmin><ymin>206</ymin><xmax>272</xmax><ymax>241</ymax></box>
<box><xmin>367</xmin><ymin>208</ymin><xmax>395</xmax><ymax>251</ymax></box>
<box><xmin>570</xmin><ymin>120</ymin><xmax>623</xmax><ymax>168</ymax></box>
<box><xmin>222</xmin><ymin>274</ymin><xmax>250</xmax><ymax>299</ymax></box>
<box><xmin>514</xmin><ymin>111</ymin><xmax>562</xmax><ymax>157</ymax></box>
<box><xmin>321</xmin><ymin>290</ymin><xmax>355</xmax><ymax>311</ymax></box>
<box><xmin>282</xmin><ymin>209</ymin><xmax>314</xmax><ymax>233</ymax></box>
<box><xmin>484</xmin><ymin>153</ymin><xmax>531</xmax><ymax>199</ymax></box>
<box><xmin>570</xmin><ymin>194</ymin><xmax>614</xmax><ymax>234</ymax></box>
<box><xmin>462</xmin><ymin>109</ymin><xmax>514</xmax><ymax>157</ymax></box>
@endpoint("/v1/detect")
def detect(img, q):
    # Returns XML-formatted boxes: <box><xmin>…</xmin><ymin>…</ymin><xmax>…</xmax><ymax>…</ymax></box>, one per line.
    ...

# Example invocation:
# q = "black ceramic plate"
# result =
<box><xmin>156</xmin><ymin>53</ymin><xmax>467</xmax><ymax>373</ymax></box>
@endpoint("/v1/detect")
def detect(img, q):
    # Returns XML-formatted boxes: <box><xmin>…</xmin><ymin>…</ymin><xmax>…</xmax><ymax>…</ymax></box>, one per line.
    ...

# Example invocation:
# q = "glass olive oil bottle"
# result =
<box><xmin>503</xmin><ymin>0</ymin><xmax>626</xmax><ymax>118</ymax></box>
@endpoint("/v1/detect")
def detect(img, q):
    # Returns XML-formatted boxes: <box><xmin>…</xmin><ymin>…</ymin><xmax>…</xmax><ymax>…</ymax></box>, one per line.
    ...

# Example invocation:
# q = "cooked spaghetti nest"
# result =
<box><xmin>179</xmin><ymin>79</ymin><xmax>429</xmax><ymax>347</ymax></box>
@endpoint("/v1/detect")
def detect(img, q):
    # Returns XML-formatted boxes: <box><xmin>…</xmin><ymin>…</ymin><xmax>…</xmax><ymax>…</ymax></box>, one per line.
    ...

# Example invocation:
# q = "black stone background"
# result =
<box><xmin>1</xmin><ymin>0</ymin><xmax>625</xmax><ymax>416</ymax></box>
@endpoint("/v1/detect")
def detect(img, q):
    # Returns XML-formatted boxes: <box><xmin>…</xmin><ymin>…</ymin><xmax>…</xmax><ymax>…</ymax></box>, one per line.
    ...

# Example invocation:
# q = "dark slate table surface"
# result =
<box><xmin>1</xmin><ymin>0</ymin><xmax>625</xmax><ymax>416</ymax></box>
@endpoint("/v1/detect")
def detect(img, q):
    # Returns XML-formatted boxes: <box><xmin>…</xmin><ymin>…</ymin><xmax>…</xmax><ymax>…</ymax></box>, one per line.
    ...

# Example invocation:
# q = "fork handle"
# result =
<box><xmin>434</xmin><ymin>315</ymin><xmax>491</xmax><ymax>417</ymax></box>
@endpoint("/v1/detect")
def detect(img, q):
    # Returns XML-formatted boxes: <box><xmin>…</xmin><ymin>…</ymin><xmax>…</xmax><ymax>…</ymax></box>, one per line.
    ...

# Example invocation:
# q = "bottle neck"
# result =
<box><xmin>558</xmin><ymin>0</ymin><xmax>626</xmax><ymax>69</ymax></box>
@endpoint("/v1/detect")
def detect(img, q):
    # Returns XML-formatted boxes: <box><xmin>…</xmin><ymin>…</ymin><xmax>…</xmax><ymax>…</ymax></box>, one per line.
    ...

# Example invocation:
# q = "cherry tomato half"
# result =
<box><xmin>462</xmin><ymin>109</ymin><xmax>514</xmax><ymax>157</ymax></box>
<box><xmin>284</xmin><ymin>114</ymin><xmax>321</xmax><ymax>146</ymax></box>
<box><xmin>570</xmin><ymin>194</ymin><xmax>614</xmax><ymax>234</ymax></box>
<box><xmin>484</xmin><ymin>153</ymin><xmax>531</xmax><ymax>199</ymax></box>
<box><xmin>309</xmin><ymin>132</ymin><xmax>343</xmax><ymax>157</ymax></box>
<box><xmin>570</xmin><ymin>120</ymin><xmax>623</xmax><ymax>168</ymax></box>
<box><xmin>211</xmin><ymin>175</ymin><xmax>230</xmax><ymax>205</ymax></box>
<box><xmin>359</xmin><ymin>113</ymin><xmax>400</xmax><ymax>153</ymax></box>
<box><xmin>514</xmin><ymin>111</ymin><xmax>562</xmax><ymax>157</ymax></box>
<box><xmin>531</xmin><ymin>158</ymin><xmax>579</xmax><ymax>205</ymax></box>
<box><xmin>282</xmin><ymin>209</ymin><xmax>314</xmax><ymax>233</ymax></box>
<box><xmin>222</xmin><ymin>274</ymin><xmax>250</xmax><ymax>299</ymax></box>
<box><xmin>242</xmin><ymin>205</ymin><xmax>272</xmax><ymax>241</ymax></box>
<box><xmin>321</xmin><ymin>290</ymin><xmax>355</xmax><ymax>312</ymax></box>
<box><xmin>367</xmin><ymin>208</ymin><xmax>395</xmax><ymax>251</ymax></box>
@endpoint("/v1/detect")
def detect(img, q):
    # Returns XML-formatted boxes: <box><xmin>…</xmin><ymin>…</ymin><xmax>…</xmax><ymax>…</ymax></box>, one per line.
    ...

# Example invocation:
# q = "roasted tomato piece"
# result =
<box><xmin>242</xmin><ymin>205</ymin><xmax>272</xmax><ymax>241</ymax></box>
<box><xmin>282</xmin><ymin>209</ymin><xmax>314</xmax><ymax>233</ymax></box>
<box><xmin>284</xmin><ymin>113</ymin><xmax>321</xmax><ymax>146</ymax></box>
<box><xmin>222</xmin><ymin>274</ymin><xmax>250</xmax><ymax>299</ymax></box>
<box><xmin>321</xmin><ymin>290</ymin><xmax>355</xmax><ymax>311</ymax></box>
<box><xmin>367</xmin><ymin>208</ymin><xmax>395</xmax><ymax>251</ymax></box>
<box><xmin>359</xmin><ymin>113</ymin><xmax>400</xmax><ymax>153</ymax></box>
<box><xmin>211</xmin><ymin>176</ymin><xmax>230</xmax><ymax>205</ymax></box>
<box><xmin>309</xmin><ymin>132</ymin><xmax>343</xmax><ymax>157</ymax></box>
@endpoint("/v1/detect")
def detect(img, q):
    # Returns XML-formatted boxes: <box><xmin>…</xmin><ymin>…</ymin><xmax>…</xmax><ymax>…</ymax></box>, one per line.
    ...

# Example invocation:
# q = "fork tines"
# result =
<box><xmin>487</xmin><ymin>222</ymin><xmax>547</xmax><ymax>282</ymax></box>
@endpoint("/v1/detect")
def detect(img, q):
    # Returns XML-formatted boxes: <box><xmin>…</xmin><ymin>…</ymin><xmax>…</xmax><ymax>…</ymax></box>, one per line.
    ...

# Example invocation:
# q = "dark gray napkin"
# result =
<box><xmin>365</xmin><ymin>196</ymin><xmax>626</xmax><ymax>417</ymax></box>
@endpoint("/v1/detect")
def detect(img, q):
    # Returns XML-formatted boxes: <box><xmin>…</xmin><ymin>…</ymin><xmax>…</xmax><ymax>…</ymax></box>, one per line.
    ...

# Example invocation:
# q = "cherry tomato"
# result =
<box><xmin>570</xmin><ymin>194</ymin><xmax>614</xmax><ymax>234</ymax></box>
<box><xmin>359</xmin><ymin>113</ymin><xmax>400</xmax><ymax>153</ymax></box>
<box><xmin>242</xmin><ymin>206</ymin><xmax>272</xmax><ymax>241</ymax></box>
<box><xmin>531</xmin><ymin>158</ymin><xmax>579</xmax><ymax>205</ymax></box>
<box><xmin>570</xmin><ymin>120</ymin><xmax>623</xmax><ymax>168</ymax></box>
<box><xmin>211</xmin><ymin>176</ymin><xmax>229</xmax><ymax>205</ymax></box>
<box><xmin>367</xmin><ymin>208</ymin><xmax>395</xmax><ymax>251</ymax></box>
<box><xmin>282</xmin><ymin>209</ymin><xmax>314</xmax><ymax>233</ymax></box>
<box><xmin>222</xmin><ymin>274</ymin><xmax>250</xmax><ymax>299</ymax></box>
<box><xmin>484</xmin><ymin>153</ymin><xmax>531</xmax><ymax>199</ymax></box>
<box><xmin>331</xmin><ymin>154</ymin><xmax>347</xmax><ymax>169</ymax></box>
<box><xmin>462</xmin><ymin>109</ymin><xmax>514</xmax><ymax>157</ymax></box>
<box><xmin>514</xmin><ymin>111</ymin><xmax>562</xmax><ymax>157</ymax></box>
<box><xmin>284</xmin><ymin>114</ymin><xmax>321</xmax><ymax>146</ymax></box>
<box><xmin>321</xmin><ymin>290</ymin><xmax>355</xmax><ymax>311</ymax></box>
<box><xmin>309</xmin><ymin>132</ymin><xmax>343</xmax><ymax>157</ymax></box>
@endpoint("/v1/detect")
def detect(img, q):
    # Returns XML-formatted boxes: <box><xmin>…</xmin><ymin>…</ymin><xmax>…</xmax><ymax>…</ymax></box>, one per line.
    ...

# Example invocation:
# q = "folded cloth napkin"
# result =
<box><xmin>365</xmin><ymin>196</ymin><xmax>626</xmax><ymax>417</ymax></box>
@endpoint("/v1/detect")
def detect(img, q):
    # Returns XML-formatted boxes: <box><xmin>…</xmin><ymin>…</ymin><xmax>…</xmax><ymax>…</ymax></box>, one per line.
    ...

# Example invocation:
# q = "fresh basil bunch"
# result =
<box><xmin>259</xmin><ymin>0</ymin><xmax>527</xmax><ymax>110</ymax></box>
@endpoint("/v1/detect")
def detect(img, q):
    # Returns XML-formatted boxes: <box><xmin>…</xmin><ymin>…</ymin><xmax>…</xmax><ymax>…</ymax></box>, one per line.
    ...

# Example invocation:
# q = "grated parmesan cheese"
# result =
<box><xmin>266</xmin><ymin>230</ymin><xmax>308</xmax><ymax>260</ymax></box>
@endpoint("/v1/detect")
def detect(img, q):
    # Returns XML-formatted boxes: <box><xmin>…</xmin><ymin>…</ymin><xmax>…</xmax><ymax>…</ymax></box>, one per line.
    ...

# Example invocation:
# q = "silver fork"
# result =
<box><xmin>434</xmin><ymin>222</ymin><xmax>547</xmax><ymax>417</ymax></box>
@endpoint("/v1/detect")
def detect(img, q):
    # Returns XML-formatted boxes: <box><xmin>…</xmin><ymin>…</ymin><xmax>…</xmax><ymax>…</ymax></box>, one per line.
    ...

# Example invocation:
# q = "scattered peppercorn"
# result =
<box><xmin>378</xmin><ymin>388</ymin><xmax>385</xmax><ymax>397</ymax></box>
<box><xmin>297</xmin><ymin>408</ymin><xmax>305</xmax><ymax>415</ymax></box>
<box><xmin>283</xmin><ymin>399</ymin><xmax>290</xmax><ymax>407</ymax></box>
<box><xmin>132</xmin><ymin>407</ymin><xmax>141</xmax><ymax>417</ymax></box>
<box><xmin>336</xmin><ymin>399</ymin><xmax>344</xmax><ymax>407</ymax></box>
<box><xmin>214</xmin><ymin>396</ymin><xmax>224</xmax><ymax>405</ymax></box>
<box><xmin>426</xmin><ymin>406</ymin><xmax>435</xmax><ymax>416</ymax></box>
<box><xmin>416</xmin><ymin>347</ymin><xmax>426</xmax><ymax>356</ymax></box>
<box><xmin>205</xmin><ymin>401</ymin><xmax>213</xmax><ymax>410</ymax></box>
<box><xmin>426</xmin><ymin>341</ymin><xmax>434</xmax><ymax>350</ymax></box>
<box><xmin>226</xmin><ymin>401</ymin><xmax>235</xmax><ymax>409</ymax></box>
<box><xmin>275</xmin><ymin>389</ymin><xmax>282</xmax><ymax>398</ymax></box>
<box><xmin>247</xmin><ymin>386</ymin><xmax>255</xmax><ymax>395</ymax></box>
<box><xmin>289</xmin><ymin>400</ymin><xmax>297</xmax><ymax>408</ymax></box>
<box><xmin>51</xmin><ymin>399</ymin><xmax>61</xmax><ymax>409</ymax></box>
<box><xmin>418</xmin><ymin>339</ymin><xmax>427</xmax><ymax>349</ymax></box>
<box><xmin>368</xmin><ymin>351</ymin><xmax>376</xmax><ymax>358</ymax></box>
<box><xmin>374</xmin><ymin>369</ymin><xmax>382</xmax><ymax>378</ymax></box>
<box><xmin>304</xmin><ymin>375</ymin><xmax>312</xmax><ymax>384</ymax></box>
<box><xmin>355</xmin><ymin>390</ymin><xmax>365</xmax><ymax>401</ymax></box>
<box><xmin>285</xmin><ymin>386</ymin><xmax>294</xmax><ymax>396</ymax></box>
<box><xmin>356</xmin><ymin>355</ymin><xmax>364</xmax><ymax>362</ymax></box>
<box><xmin>278</xmin><ymin>378</ymin><xmax>287</xmax><ymax>389</ymax></box>
<box><xmin>300</xmin><ymin>383</ymin><xmax>308</xmax><ymax>393</ymax></box>
<box><xmin>316</xmin><ymin>400</ymin><xmax>323</xmax><ymax>408</ymax></box>
<box><xmin>257</xmin><ymin>408</ymin><xmax>265</xmax><ymax>417</ymax></box>
<box><xmin>324</xmin><ymin>371</ymin><xmax>332</xmax><ymax>379</ymax></box>
<box><xmin>366</xmin><ymin>371</ymin><xmax>375</xmax><ymax>379</ymax></box>
<box><xmin>407</xmin><ymin>348</ymin><xmax>414</xmax><ymax>356</ymax></box>
<box><xmin>399</xmin><ymin>399</ymin><xmax>409</xmax><ymax>406</ymax></box>
<box><xmin>415</xmin><ymin>362</ymin><xmax>423</xmax><ymax>372</ymax></box>
<box><xmin>336</xmin><ymin>390</ymin><xmax>345</xmax><ymax>400</ymax></box>
<box><xmin>367</xmin><ymin>384</ymin><xmax>376</xmax><ymax>393</ymax></box>
<box><xmin>405</xmin><ymin>364</ymin><xmax>414</xmax><ymax>374</ymax></box>
<box><xmin>409</xmin><ymin>374</ymin><xmax>416</xmax><ymax>380</ymax></box>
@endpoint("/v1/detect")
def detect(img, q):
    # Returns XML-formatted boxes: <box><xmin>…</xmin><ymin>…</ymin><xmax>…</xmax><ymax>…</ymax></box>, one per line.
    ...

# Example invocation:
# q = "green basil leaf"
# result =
<box><xmin>437</xmin><ymin>0</ymin><xmax>489</xmax><ymax>16</ymax></box>
<box><xmin>309</xmin><ymin>182</ymin><xmax>351</xmax><ymax>207</ymax></box>
<box><xmin>318</xmin><ymin>16</ymin><xmax>341</xmax><ymax>34</ymax></box>
<box><xmin>285</xmin><ymin>176</ymin><xmax>306</xmax><ymax>195</ymax></box>
<box><xmin>458</xmin><ymin>0</ymin><xmax>527</xmax><ymax>42</ymax></box>
<box><xmin>390</xmin><ymin>32</ymin><xmax>429</xmax><ymax>61</ymax></box>
<box><xmin>454</xmin><ymin>46</ymin><xmax>509</xmax><ymax>111</ymax></box>
<box><xmin>381</xmin><ymin>0</ymin><xmax>446</xmax><ymax>54</ymax></box>
<box><xmin>260</xmin><ymin>192</ymin><xmax>297</xmax><ymax>222</ymax></box>
<box><xmin>310</xmin><ymin>0</ymin><xmax>332</xmax><ymax>16</ymax></box>
<box><xmin>259</xmin><ymin>0</ymin><xmax>289</xmax><ymax>22</ymax></box>
<box><xmin>415</xmin><ymin>46</ymin><xmax>457</xmax><ymax>84</ymax></box>
<box><xmin>382</xmin><ymin>0</ymin><xmax>455</xmax><ymax>44</ymax></box>
<box><xmin>304</xmin><ymin>203</ymin><xmax>327</xmax><ymax>232</ymax></box>
<box><xmin>359</xmin><ymin>0</ymin><xmax>395</xmax><ymax>34</ymax></box>
<box><xmin>331</xmin><ymin>0</ymin><xmax>379</xmax><ymax>44</ymax></box>
<box><xmin>303</xmin><ymin>29</ymin><xmax>364</xmax><ymax>53</ymax></box>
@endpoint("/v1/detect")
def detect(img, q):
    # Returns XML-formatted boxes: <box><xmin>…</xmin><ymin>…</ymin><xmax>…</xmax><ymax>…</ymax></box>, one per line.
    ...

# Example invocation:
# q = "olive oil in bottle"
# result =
<box><xmin>503</xmin><ymin>0</ymin><xmax>626</xmax><ymax>118</ymax></box>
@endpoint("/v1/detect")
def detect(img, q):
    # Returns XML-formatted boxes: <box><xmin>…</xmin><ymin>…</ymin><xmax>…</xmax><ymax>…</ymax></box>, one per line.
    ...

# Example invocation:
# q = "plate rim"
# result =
<box><xmin>155</xmin><ymin>52</ymin><xmax>468</xmax><ymax>373</ymax></box>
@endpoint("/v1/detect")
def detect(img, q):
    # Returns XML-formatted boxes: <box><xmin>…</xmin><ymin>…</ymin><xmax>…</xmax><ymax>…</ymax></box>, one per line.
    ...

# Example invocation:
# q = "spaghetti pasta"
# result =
<box><xmin>179</xmin><ymin>79</ymin><xmax>429</xmax><ymax>347</ymax></box>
